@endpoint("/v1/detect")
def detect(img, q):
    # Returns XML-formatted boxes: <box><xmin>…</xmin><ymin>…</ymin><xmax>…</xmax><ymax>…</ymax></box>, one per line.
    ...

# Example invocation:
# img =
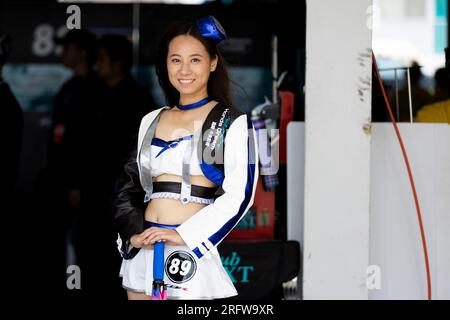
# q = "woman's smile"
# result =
<box><xmin>178</xmin><ymin>79</ymin><xmax>196</xmax><ymax>85</ymax></box>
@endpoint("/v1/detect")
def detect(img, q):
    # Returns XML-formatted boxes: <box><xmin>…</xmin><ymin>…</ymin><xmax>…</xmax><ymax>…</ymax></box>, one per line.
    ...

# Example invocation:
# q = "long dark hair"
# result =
<box><xmin>155</xmin><ymin>19</ymin><xmax>232</xmax><ymax>108</ymax></box>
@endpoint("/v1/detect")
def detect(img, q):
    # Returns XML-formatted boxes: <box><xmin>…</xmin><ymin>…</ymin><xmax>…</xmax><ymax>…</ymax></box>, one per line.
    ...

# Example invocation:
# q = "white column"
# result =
<box><xmin>303</xmin><ymin>0</ymin><xmax>373</xmax><ymax>299</ymax></box>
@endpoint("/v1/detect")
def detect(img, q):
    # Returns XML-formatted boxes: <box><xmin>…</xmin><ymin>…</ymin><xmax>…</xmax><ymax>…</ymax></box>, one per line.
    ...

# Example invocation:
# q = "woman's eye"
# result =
<box><xmin>171</xmin><ymin>58</ymin><xmax>180</xmax><ymax>63</ymax></box>
<box><xmin>191</xmin><ymin>58</ymin><xmax>200</xmax><ymax>63</ymax></box>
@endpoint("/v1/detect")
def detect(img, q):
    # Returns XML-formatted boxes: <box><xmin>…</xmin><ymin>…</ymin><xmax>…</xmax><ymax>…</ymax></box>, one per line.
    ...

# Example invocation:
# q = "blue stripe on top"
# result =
<box><xmin>199</xmin><ymin>161</ymin><xmax>225</xmax><ymax>186</ymax></box>
<box><xmin>151</xmin><ymin>134</ymin><xmax>193</xmax><ymax>158</ymax></box>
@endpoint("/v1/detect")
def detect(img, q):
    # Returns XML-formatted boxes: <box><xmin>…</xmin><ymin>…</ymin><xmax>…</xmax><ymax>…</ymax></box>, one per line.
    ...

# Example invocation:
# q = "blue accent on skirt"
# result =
<box><xmin>144</xmin><ymin>221</ymin><xmax>180</xmax><ymax>230</ymax></box>
<box><xmin>153</xmin><ymin>242</ymin><xmax>165</xmax><ymax>281</ymax></box>
<box><xmin>144</xmin><ymin>221</ymin><xmax>181</xmax><ymax>282</ymax></box>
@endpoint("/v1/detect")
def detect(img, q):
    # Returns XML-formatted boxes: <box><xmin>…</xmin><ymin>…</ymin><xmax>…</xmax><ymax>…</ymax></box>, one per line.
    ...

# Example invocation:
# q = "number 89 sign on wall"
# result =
<box><xmin>32</xmin><ymin>24</ymin><xmax>67</xmax><ymax>58</ymax></box>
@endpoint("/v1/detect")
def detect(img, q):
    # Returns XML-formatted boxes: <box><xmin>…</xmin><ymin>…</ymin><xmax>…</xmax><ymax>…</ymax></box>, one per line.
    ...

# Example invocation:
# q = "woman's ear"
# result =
<box><xmin>211</xmin><ymin>54</ymin><xmax>218</xmax><ymax>72</ymax></box>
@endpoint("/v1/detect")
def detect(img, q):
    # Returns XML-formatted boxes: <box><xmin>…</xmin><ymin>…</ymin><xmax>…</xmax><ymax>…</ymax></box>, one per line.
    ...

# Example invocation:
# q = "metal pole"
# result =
<box><xmin>406</xmin><ymin>68</ymin><xmax>413</xmax><ymax>123</ymax></box>
<box><xmin>395</xmin><ymin>69</ymin><xmax>399</xmax><ymax>121</ymax></box>
<box><xmin>272</xmin><ymin>35</ymin><xmax>278</xmax><ymax>104</ymax></box>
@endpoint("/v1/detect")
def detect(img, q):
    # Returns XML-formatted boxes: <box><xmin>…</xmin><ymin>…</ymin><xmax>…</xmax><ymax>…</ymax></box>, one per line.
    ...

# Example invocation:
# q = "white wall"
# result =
<box><xmin>303</xmin><ymin>0</ymin><xmax>373</xmax><ymax>299</ymax></box>
<box><xmin>370</xmin><ymin>123</ymin><xmax>450</xmax><ymax>300</ymax></box>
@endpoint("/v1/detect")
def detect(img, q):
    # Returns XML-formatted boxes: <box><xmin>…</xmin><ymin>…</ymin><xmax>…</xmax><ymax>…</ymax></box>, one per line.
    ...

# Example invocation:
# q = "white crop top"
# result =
<box><xmin>150</xmin><ymin>134</ymin><xmax>204</xmax><ymax>178</ymax></box>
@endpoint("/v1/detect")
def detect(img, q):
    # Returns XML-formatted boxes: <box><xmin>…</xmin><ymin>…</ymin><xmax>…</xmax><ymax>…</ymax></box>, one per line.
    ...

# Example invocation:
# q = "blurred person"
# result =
<box><xmin>416</xmin><ymin>47</ymin><xmax>450</xmax><ymax>124</ymax></box>
<box><xmin>0</xmin><ymin>33</ymin><xmax>23</xmax><ymax>199</ymax></box>
<box><xmin>416</xmin><ymin>98</ymin><xmax>450</xmax><ymax>124</ymax></box>
<box><xmin>49</xmin><ymin>29</ymin><xmax>98</xmax><ymax>206</ymax></box>
<box><xmin>94</xmin><ymin>34</ymin><xmax>156</xmax><ymax>186</ymax></box>
<box><xmin>73</xmin><ymin>34</ymin><xmax>156</xmax><ymax>298</ymax></box>
<box><xmin>0</xmin><ymin>32</ymin><xmax>26</xmax><ymax>298</ymax></box>
<box><xmin>40</xmin><ymin>28</ymin><xmax>99</xmax><ymax>296</ymax></box>
<box><xmin>432</xmin><ymin>67</ymin><xmax>449</xmax><ymax>103</ymax></box>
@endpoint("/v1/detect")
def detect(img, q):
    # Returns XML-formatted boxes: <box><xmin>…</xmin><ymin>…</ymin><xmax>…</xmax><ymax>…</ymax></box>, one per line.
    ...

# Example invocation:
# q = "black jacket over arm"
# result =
<box><xmin>112</xmin><ymin>146</ymin><xmax>147</xmax><ymax>259</ymax></box>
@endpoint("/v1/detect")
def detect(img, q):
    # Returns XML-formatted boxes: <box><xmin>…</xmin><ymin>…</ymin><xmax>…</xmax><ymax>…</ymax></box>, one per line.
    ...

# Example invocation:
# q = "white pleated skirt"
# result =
<box><xmin>119</xmin><ymin>244</ymin><xmax>238</xmax><ymax>300</ymax></box>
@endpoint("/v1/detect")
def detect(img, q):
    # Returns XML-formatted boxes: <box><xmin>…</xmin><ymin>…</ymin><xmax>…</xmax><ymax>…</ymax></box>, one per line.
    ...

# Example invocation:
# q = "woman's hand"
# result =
<box><xmin>130</xmin><ymin>227</ymin><xmax>186</xmax><ymax>249</ymax></box>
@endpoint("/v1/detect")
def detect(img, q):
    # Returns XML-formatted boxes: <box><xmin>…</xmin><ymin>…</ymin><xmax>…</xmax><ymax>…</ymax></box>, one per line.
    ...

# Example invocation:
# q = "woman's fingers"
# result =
<box><xmin>138</xmin><ymin>228</ymin><xmax>178</xmax><ymax>246</ymax></box>
<box><xmin>140</xmin><ymin>227</ymin><xmax>156</xmax><ymax>238</ymax></box>
<box><xmin>143</xmin><ymin>230</ymin><xmax>165</xmax><ymax>245</ymax></box>
<box><xmin>138</xmin><ymin>227</ymin><xmax>161</xmax><ymax>243</ymax></box>
<box><xmin>152</xmin><ymin>231</ymin><xmax>173</xmax><ymax>244</ymax></box>
<box><xmin>131</xmin><ymin>229</ymin><xmax>157</xmax><ymax>247</ymax></box>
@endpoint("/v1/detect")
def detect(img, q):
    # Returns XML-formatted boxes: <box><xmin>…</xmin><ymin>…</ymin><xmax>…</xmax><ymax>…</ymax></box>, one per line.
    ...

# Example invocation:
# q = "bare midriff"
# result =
<box><xmin>144</xmin><ymin>173</ymin><xmax>217</xmax><ymax>225</ymax></box>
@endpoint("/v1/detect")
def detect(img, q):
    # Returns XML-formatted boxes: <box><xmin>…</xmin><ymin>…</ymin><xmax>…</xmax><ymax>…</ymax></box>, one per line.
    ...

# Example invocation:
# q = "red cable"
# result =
<box><xmin>372</xmin><ymin>52</ymin><xmax>431</xmax><ymax>300</ymax></box>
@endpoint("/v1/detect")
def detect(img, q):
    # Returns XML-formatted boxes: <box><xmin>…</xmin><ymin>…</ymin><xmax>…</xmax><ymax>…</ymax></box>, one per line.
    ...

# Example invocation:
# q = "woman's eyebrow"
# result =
<box><xmin>168</xmin><ymin>53</ymin><xmax>203</xmax><ymax>58</ymax></box>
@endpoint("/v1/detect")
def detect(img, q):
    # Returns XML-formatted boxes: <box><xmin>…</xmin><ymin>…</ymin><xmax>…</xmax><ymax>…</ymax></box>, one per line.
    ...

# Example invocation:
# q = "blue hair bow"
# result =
<box><xmin>196</xmin><ymin>16</ymin><xmax>227</xmax><ymax>45</ymax></box>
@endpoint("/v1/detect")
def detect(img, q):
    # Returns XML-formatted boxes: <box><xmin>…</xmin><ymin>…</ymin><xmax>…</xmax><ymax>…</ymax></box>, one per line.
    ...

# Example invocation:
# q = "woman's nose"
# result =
<box><xmin>179</xmin><ymin>62</ymin><xmax>192</xmax><ymax>75</ymax></box>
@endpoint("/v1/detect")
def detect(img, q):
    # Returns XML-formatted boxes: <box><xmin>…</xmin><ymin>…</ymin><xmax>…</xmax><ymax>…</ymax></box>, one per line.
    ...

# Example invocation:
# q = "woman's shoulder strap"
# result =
<box><xmin>197</xmin><ymin>103</ymin><xmax>246</xmax><ymax>186</ymax></box>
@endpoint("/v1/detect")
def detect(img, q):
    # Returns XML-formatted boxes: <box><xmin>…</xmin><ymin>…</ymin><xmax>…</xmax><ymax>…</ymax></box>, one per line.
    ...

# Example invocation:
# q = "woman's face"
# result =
<box><xmin>167</xmin><ymin>35</ymin><xmax>217</xmax><ymax>101</ymax></box>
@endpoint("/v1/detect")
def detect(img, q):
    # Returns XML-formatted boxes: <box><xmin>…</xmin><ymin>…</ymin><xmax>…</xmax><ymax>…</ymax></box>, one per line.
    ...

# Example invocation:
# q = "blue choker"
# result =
<box><xmin>177</xmin><ymin>97</ymin><xmax>211</xmax><ymax>111</ymax></box>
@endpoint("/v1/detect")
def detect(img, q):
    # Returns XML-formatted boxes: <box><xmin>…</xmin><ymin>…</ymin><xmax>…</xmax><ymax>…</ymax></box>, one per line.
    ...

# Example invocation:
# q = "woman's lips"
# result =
<box><xmin>178</xmin><ymin>79</ymin><xmax>195</xmax><ymax>85</ymax></box>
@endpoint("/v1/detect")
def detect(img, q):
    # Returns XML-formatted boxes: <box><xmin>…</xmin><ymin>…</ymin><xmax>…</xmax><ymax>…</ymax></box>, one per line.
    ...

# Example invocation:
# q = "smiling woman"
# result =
<box><xmin>112</xmin><ymin>16</ymin><xmax>259</xmax><ymax>300</ymax></box>
<box><xmin>166</xmin><ymin>35</ymin><xmax>217</xmax><ymax>104</ymax></box>
<box><xmin>156</xmin><ymin>16</ymin><xmax>232</xmax><ymax>109</ymax></box>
